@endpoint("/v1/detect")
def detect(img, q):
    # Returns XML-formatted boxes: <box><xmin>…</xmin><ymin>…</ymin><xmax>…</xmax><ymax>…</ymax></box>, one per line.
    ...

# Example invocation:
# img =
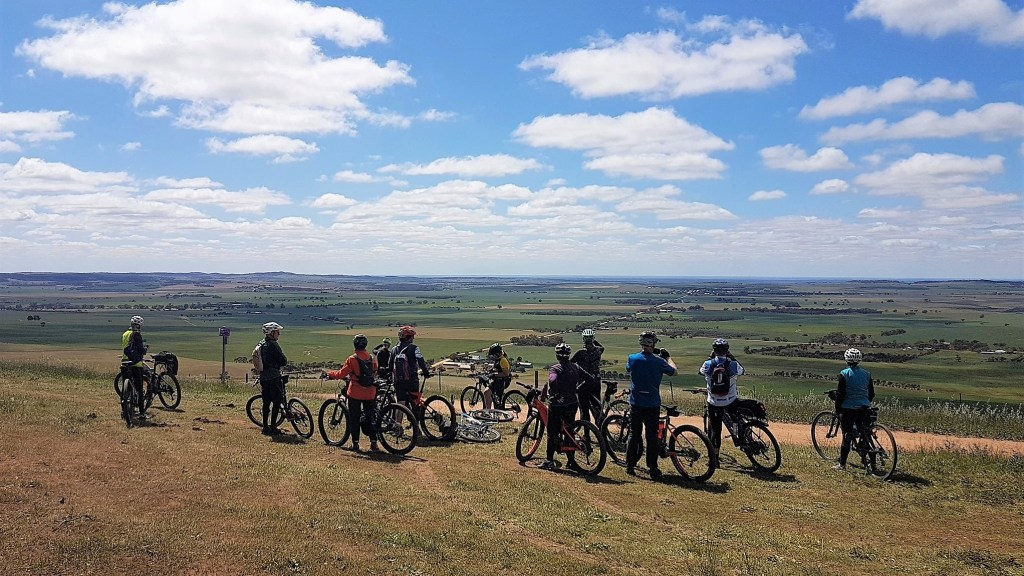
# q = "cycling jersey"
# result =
<box><xmin>838</xmin><ymin>366</ymin><xmax>874</xmax><ymax>410</ymax></box>
<box><xmin>327</xmin><ymin>350</ymin><xmax>378</xmax><ymax>401</ymax></box>
<box><xmin>700</xmin><ymin>356</ymin><xmax>744</xmax><ymax>408</ymax></box>
<box><xmin>626</xmin><ymin>351</ymin><xmax>675</xmax><ymax>408</ymax></box>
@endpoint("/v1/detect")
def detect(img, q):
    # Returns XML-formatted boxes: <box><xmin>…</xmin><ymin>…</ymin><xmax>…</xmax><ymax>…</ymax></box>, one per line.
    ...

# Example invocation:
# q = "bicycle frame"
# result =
<box><xmin>527</xmin><ymin>390</ymin><xmax>583</xmax><ymax>452</ymax></box>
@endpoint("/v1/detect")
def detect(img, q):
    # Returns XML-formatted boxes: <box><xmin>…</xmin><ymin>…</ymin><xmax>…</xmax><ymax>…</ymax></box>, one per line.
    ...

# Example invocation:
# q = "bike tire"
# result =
<box><xmin>866</xmin><ymin>423</ymin><xmax>898</xmax><ymax>480</ymax></box>
<box><xmin>156</xmin><ymin>374</ymin><xmax>181</xmax><ymax>409</ymax></box>
<box><xmin>114</xmin><ymin>373</ymin><xmax>126</xmax><ymax>398</ymax></box>
<box><xmin>468</xmin><ymin>409</ymin><xmax>515</xmax><ymax>423</ymax></box>
<box><xmin>421</xmin><ymin>395</ymin><xmax>457</xmax><ymax>440</ymax></box>
<box><xmin>318</xmin><ymin>399</ymin><xmax>350</xmax><ymax>446</ymax></box>
<box><xmin>515</xmin><ymin>415</ymin><xmax>544</xmax><ymax>462</ymax></box>
<box><xmin>287</xmin><ymin>399</ymin><xmax>315</xmax><ymax>439</ymax></box>
<box><xmin>601</xmin><ymin>414</ymin><xmax>630</xmax><ymax>466</ymax></box>
<box><xmin>459</xmin><ymin>386</ymin><xmax>482</xmax><ymax>413</ymax></box>
<box><xmin>457</xmin><ymin>425</ymin><xmax>501</xmax><ymax>443</ymax></box>
<box><xmin>121</xmin><ymin>384</ymin><xmax>136</xmax><ymax>428</ymax></box>
<box><xmin>603</xmin><ymin>399</ymin><xmax>630</xmax><ymax>420</ymax></box>
<box><xmin>566</xmin><ymin>419</ymin><xmax>606</xmax><ymax>476</ymax></box>
<box><xmin>375</xmin><ymin>403</ymin><xmax>419</xmax><ymax>455</ymax></box>
<box><xmin>810</xmin><ymin>411</ymin><xmax>842</xmax><ymax>462</ymax></box>
<box><xmin>500</xmin><ymin>390</ymin><xmax>528</xmax><ymax>419</ymax></box>
<box><xmin>246</xmin><ymin>395</ymin><xmax>285</xmax><ymax>428</ymax></box>
<box><xmin>669</xmin><ymin>424</ymin><xmax>716</xmax><ymax>482</ymax></box>
<box><xmin>740</xmin><ymin>421</ymin><xmax>782</xmax><ymax>472</ymax></box>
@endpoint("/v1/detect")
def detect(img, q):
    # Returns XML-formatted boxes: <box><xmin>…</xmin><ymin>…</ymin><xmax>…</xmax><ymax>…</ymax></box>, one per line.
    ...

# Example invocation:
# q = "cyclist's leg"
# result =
<box><xmin>838</xmin><ymin>410</ymin><xmax>856</xmax><ymax>466</ymax></box>
<box><xmin>347</xmin><ymin>397</ymin><xmax>363</xmax><ymax>447</ymax></box>
<box><xmin>361</xmin><ymin>399</ymin><xmax>377</xmax><ymax>448</ymax></box>
<box><xmin>546</xmin><ymin>404</ymin><xmax>570</xmax><ymax>462</ymax></box>
<box><xmin>482</xmin><ymin>385</ymin><xmax>493</xmax><ymax>410</ymax></box>
<box><xmin>131</xmin><ymin>366</ymin><xmax>146</xmax><ymax>415</ymax></box>
<box><xmin>639</xmin><ymin>407</ymin><xmax>660</xmax><ymax>471</ymax></box>
<box><xmin>707</xmin><ymin>404</ymin><xmax>725</xmax><ymax>451</ymax></box>
<box><xmin>625</xmin><ymin>406</ymin><xmax>643</xmax><ymax>470</ymax></box>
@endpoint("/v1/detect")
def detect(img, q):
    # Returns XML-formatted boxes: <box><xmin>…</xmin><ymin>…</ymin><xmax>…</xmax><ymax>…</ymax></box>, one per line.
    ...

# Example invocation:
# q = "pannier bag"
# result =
<box><xmin>154</xmin><ymin>351</ymin><xmax>179</xmax><ymax>376</ymax></box>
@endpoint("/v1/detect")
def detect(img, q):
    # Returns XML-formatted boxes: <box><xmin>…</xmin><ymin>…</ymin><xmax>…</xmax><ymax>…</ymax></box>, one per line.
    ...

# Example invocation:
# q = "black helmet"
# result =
<box><xmin>638</xmin><ymin>331</ymin><xmax>659</xmax><ymax>347</ymax></box>
<box><xmin>488</xmin><ymin>343</ymin><xmax>502</xmax><ymax>359</ymax></box>
<box><xmin>712</xmin><ymin>338</ymin><xmax>729</xmax><ymax>355</ymax></box>
<box><xmin>353</xmin><ymin>334</ymin><xmax>369</xmax><ymax>350</ymax></box>
<box><xmin>554</xmin><ymin>342</ymin><xmax>571</xmax><ymax>360</ymax></box>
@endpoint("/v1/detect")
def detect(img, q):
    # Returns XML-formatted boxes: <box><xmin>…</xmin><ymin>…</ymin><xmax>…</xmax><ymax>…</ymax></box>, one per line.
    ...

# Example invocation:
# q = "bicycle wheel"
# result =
<box><xmin>114</xmin><ymin>373</ymin><xmax>126</xmax><ymax>398</ymax></box>
<box><xmin>740</xmin><ymin>421</ymin><xmax>782</xmax><ymax>472</ymax></box>
<box><xmin>866</xmin><ymin>423</ymin><xmax>898</xmax><ymax>480</ymax></box>
<box><xmin>601</xmin><ymin>414</ymin><xmax>630</xmax><ymax>466</ymax></box>
<box><xmin>566</xmin><ymin>420</ymin><xmax>606</xmax><ymax>476</ymax></box>
<box><xmin>246</xmin><ymin>395</ymin><xmax>285</xmax><ymax>428</ymax></box>
<box><xmin>515</xmin><ymin>415</ymin><xmax>544</xmax><ymax>462</ymax></box>
<box><xmin>375</xmin><ymin>403</ymin><xmax>419</xmax><ymax>455</ymax></box>
<box><xmin>811</xmin><ymin>411</ymin><xmax>842</xmax><ymax>462</ymax></box>
<box><xmin>669</xmin><ymin>424</ymin><xmax>716</xmax><ymax>482</ymax></box>
<box><xmin>604</xmin><ymin>399</ymin><xmax>629</xmax><ymax>419</ymax></box>
<box><xmin>156</xmin><ymin>374</ymin><xmax>181</xmax><ymax>409</ymax></box>
<box><xmin>421</xmin><ymin>395</ymin><xmax>457</xmax><ymax>440</ymax></box>
<box><xmin>318</xmin><ymin>399</ymin><xmax>350</xmax><ymax>446</ymax></box>
<box><xmin>121</xmin><ymin>385</ymin><xmax>136</xmax><ymax>428</ymax></box>
<box><xmin>459</xmin><ymin>386</ymin><xmax>482</xmax><ymax>413</ymax></box>
<box><xmin>500</xmin><ymin>390</ymin><xmax>528</xmax><ymax>419</ymax></box>
<box><xmin>287</xmin><ymin>399</ymin><xmax>314</xmax><ymax>439</ymax></box>
<box><xmin>468</xmin><ymin>409</ymin><xmax>515</xmax><ymax>423</ymax></box>
<box><xmin>457</xmin><ymin>425</ymin><xmax>501</xmax><ymax>443</ymax></box>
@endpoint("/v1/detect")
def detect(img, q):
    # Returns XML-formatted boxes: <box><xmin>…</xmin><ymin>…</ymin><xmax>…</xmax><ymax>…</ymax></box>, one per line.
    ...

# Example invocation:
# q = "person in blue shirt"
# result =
<box><xmin>625</xmin><ymin>331</ymin><xmax>677</xmax><ymax>479</ymax></box>
<box><xmin>835</xmin><ymin>348</ymin><xmax>875</xmax><ymax>470</ymax></box>
<box><xmin>699</xmin><ymin>338</ymin><xmax>745</xmax><ymax>451</ymax></box>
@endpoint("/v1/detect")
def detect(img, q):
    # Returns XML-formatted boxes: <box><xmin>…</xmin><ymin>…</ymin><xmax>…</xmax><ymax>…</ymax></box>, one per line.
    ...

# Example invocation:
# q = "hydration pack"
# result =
<box><xmin>251</xmin><ymin>342</ymin><xmax>263</xmax><ymax>374</ymax></box>
<box><xmin>709</xmin><ymin>358</ymin><xmax>731</xmax><ymax>396</ymax></box>
<box><xmin>355</xmin><ymin>355</ymin><xmax>375</xmax><ymax>387</ymax></box>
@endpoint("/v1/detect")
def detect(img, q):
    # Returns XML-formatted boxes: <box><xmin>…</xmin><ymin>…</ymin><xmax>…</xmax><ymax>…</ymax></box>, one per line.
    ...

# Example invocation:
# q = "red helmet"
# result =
<box><xmin>398</xmin><ymin>325</ymin><xmax>416</xmax><ymax>339</ymax></box>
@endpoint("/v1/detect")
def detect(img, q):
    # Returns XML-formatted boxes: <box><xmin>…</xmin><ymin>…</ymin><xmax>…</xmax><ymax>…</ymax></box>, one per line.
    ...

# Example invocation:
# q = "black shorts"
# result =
<box><xmin>394</xmin><ymin>380</ymin><xmax>416</xmax><ymax>402</ymax></box>
<box><xmin>489</xmin><ymin>378</ymin><xmax>509</xmax><ymax>397</ymax></box>
<box><xmin>261</xmin><ymin>377</ymin><xmax>286</xmax><ymax>404</ymax></box>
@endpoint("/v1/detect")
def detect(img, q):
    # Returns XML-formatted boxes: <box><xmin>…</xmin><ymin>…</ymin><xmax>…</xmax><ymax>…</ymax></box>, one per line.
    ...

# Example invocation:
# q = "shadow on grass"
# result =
<box><xmin>270</xmin><ymin>433</ymin><xmax>307</xmax><ymax>445</ymax></box>
<box><xmin>657</xmin><ymin>475</ymin><xmax>731</xmax><ymax>493</ymax></box>
<box><xmin>889</xmin><ymin>470</ymin><xmax>932</xmax><ymax>487</ymax></box>
<box><xmin>156</xmin><ymin>407</ymin><xmax>185</xmax><ymax>414</ymax></box>
<box><xmin>517</xmin><ymin>459</ymin><xmax>629</xmax><ymax>485</ymax></box>
<box><xmin>358</xmin><ymin>450</ymin><xmax>426</xmax><ymax>464</ymax></box>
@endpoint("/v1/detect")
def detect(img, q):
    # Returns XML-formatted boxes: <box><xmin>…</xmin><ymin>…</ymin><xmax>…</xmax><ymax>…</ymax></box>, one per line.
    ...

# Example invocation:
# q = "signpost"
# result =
<box><xmin>219</xmin><ymin>326</ymin><xmax>230</xmax><ymax>384</ymax></box>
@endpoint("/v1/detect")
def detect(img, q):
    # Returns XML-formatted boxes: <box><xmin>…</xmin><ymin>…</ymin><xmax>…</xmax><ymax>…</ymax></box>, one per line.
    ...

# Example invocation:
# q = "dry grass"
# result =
<box><xmin>2</xmin><ymin>362</ymin><xmax>1023</xmax><ymax>576</ymax></box>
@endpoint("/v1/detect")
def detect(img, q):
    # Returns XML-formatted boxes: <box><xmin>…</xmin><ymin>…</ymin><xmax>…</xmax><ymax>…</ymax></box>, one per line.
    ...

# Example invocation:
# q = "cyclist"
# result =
<box><xmin>483</xmin><ymin>343</ymin><xmax>511</xmax><ymax>410</ymax></box>
<box><xmin>835</xmin><ymin>347</ymin><xmax>875</xmax><ymax>470</ymax></box>
<box><xmin>257</xmin><ymin>322</ymin><xmax>289</xmax><ymax>436</ymax></box>
<box><xmin>120</xmin><ymin>315</ymin><xmax>148</xmax><ymax>420</ymax></box>
<box><xmin>389</xmin><ymin>326</ymin><xmax>431</xmax><ymax>421</ymax></box>
<box><xmin>325</xmin><ymin>334</ymin><xmax>379</xmax><ymax>452</ymax></box>
<box><xmin>699</xmin><ymin>338</ymin><xmax>745</xmax><ymax>451</ymax></box>
<box><xmin>539</xmin><ymin>343</ymin><xmax>592</xmax><ymax>470</ymax></box>
<box><xmin>373</xmin><ymin>337</ymin><xmax>393</xmax><ymax>382</ymax></box>
<box><xmin>570</xmin><ymin>328</ymin><xmax>604</xmax><ymax>422</ymax></box>
<box><xmin>625</xmin><ymin>331</ymin><xmax>677</xmax><ymax>479</ymax></box>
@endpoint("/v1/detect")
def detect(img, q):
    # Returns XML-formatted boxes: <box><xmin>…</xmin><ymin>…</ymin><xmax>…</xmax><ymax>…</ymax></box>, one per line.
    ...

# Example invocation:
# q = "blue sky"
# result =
<box><xmin>1</xmin><ymin>0</ymin><xmax>1022</xmax><ymax>278</ymax></box>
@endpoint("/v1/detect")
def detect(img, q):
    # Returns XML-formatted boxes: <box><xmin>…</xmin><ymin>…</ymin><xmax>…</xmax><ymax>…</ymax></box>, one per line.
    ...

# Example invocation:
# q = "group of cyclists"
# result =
<box><xmin>120</xmin><ymin>316</ymin><xmax>877</xmax><ymax>477</ymax></box>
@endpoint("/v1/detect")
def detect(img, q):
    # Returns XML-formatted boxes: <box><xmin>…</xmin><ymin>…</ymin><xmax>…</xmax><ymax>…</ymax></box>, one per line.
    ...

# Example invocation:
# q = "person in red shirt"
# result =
<box><xmin>326</xmin><ymin>334</ymin><xmax>379</xmax><ymax>452</ymax></box>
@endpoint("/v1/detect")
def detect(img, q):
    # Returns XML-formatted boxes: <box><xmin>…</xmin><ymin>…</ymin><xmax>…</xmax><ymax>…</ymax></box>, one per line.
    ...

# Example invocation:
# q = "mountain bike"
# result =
<box><xmin>316</xmin><ymin>377</ymin><xmax>420</xmax><ymax>455</ymax></box>
<box><xmin>811</xmin><ymin>390</ymin><xmax>898</xmax><ymax>480</ymax></box>
<box><xmin>245</xmin><ymin>375</ymin><xmax>314</xmax><ymax>438</ymax></box>
<box><xmin>580</xmin><ymin>379</ymin><xmax>630</xmax><ymax>423</ymax></box>
<box><xmin>600</xmin><ymin>404</ymin><xmax>716</xmax><ymax>482</ymax></box>
<box><xmin>690</xmin><ymin>389</ymin><xmax>782</xmax><ymax>473</ymax></box>
<box><xmin>455</xmin><ymin>412</ymin><xmax>501</xmax><ymax>443</ymax></box>
<box><xmin>514</xmin><ymin>382</ymin><xmax>606</xmax><ymax>476</ymax></box>
<box><xmin>408</xmin><ymin>376</ymin><xmax>457</xmax><ymax>440</ymax></box>
<box><xmin>114</xmin><ymin>352</ymin><xmax>182</xmax><ymax>410</ymax></box>
<box><xmin>460</xmin><ymin>372</ymin><xmax>528</xmax><ymax>418</ymax></box>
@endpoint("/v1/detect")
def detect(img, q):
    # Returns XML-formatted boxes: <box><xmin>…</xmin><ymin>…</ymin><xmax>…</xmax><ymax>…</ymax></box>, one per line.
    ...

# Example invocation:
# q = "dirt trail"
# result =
<box><xmin>672</xmin><ymin>415</ymin><xmax>1024</xmax><ymax>457</ymax></box>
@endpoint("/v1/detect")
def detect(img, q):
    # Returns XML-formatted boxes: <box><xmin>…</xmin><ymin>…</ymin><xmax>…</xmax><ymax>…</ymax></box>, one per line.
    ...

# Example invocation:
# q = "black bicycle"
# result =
<box><xmin>318</xmin><ymin>378</ymin><xmax>420</xmax><ymax>455</ymax></box>
<box><xmin>460</xmin><ymin>372</ymin><xmax>528</xmax><ymax>417</ymax></box>
<box><xmin>811</xmin><ymin>390</ymin><xmax>898</xmax><ymax>480</ymax></box>
<box><xmin>245</xmin><ymin>375</ymin><xmax>314</xmax><ymax>439</ymax></box>
<box><xmin>580</xmin><ymin>379</ymin><xmax>630</xmax><ymax>423</ymax></box>
<box><xmin>600</xmin><ymin>404</ymin><xmax>716</xmax><ymax>482</ymax></box>
<box><xmin>115</xmin><ymin>352</ymin><xmax>182</xmax><ymax>426</ymax></box>
<box><xmin>690</xmin><ymin>389</ymin><xmax>782</xmax><ymax>473</ymax></box>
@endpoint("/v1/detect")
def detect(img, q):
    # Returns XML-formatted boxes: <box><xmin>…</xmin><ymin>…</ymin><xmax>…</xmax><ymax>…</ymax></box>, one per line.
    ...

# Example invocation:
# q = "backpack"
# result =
<box><xmin>392</xmin><ymin>344</ymin><xmax>414</xmax><ymax>383</ymax></box>
<box><xmin>355</xmin><ymin>355</ymin><xmax>375</xmax><ymax>387</ymax></box>
<box><xmin>709</xmin><ymin>358</ymin><xmax>731</xmax><ymax>396</ymax></box>
<box><xmin>251</xmin><ymin>341</ymin><xmax>264</xmax><ymax>374</ymax></box>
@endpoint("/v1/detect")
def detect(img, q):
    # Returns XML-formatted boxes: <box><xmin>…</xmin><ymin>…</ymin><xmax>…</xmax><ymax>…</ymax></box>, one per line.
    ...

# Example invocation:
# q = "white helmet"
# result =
<box><xmin>130</xmin><ymin>315</ymin><xmax>144</xmax><ymax>328</ymax></box>
<box><xmin>582</xmin><ymin>329</ymin><xmax>595</xmax><ymax>339</ymax></box>
<box><xmin>844</xmin><ymin>348</ymin><xmax>862</xmax><ymax>363</ymax></box>
<box><xmin>262</xmin><ymin>322</ymin><xmax>284</xmax><ymax>335</ymax></box>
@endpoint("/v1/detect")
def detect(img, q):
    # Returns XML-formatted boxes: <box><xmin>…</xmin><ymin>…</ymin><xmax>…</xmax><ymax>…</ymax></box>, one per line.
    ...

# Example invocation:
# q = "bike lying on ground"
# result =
<box><xmin>514</xmin><ymin>382</ymin><xmax>606</xmax><ymax>476</ymax></box>
<box><xmin>689</xmin><ymin>389</ymin><xmax>782</xmax><ymax>473</ymax></box>
<box><xmin>245</xmin><ymin>375</ymin><xmax>314</xmax><ymax>439</ymax></box>
<box><xmin>601</xmin><ymin>403</ymin><xmax>716</xmax><ymax>482</ymax></box>
<box><xmin>811</xmin><ymin>390</ymin><xmax>898</xmax><ymax>480</ymax></box>
<box><xmin>455</xmin><ymin>412</ymin><xmax>502</xmax><ymax>443</ymax></box>
<box><xmin>114</xmin><ymin>351</ymin><xmax>182</xmax><ymax>411</ymax></box>
<box><xmin>317</xmin><ymin>377</ymin><xmax>420</xmax><ymax>455</ymax></box>
<box><xmin>460</xmin><ymin>372</ymin><xmax>528</xmax><ymax>417</ymax></box>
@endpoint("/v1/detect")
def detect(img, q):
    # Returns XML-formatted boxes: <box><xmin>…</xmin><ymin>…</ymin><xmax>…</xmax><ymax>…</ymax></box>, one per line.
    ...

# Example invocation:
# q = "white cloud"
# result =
<box><xmin>17</xmin><ymin>0</ymin><xmax>413</xmax><ymax>135</ymax></box>
<box><xmin>378</xmin><ymin>154</ymin><xmax>544</xmax><ymax>178</ymax></box>
<box><xmin>419</xmin><ymin>109</ymin><xmax>457</xmax><ymax>122</ymax></box>
<box><xmin>0</xmin><ymin>157</ymin><xmax>133</xmax><ymax>194</ymax></box>
<box><xmin>0</xmin><ymin>110</ymin><xmax>76</xmax><ymax>145</ymax></box>
<box><xmin>811</xmin><ymin>179</ymin><xmax>851</xmax><ymax>195</ymax></box>
<box><xmin>120</xmin><ymin>141</ymin><xmax>141</xmax><ymax>152</ymax></box>
<box><xmin>150</xmin><ymin>176</ymin><xmax>223</xmax><ymax>189</ymax></box>
<box><xmin>615</xmin><ymin>186</ymin><xmax>737</xmax><ymax>220</ymax></box>
<box><xmin>310</xmin><ymin>193</ymin><xmax>358</xmax><ymax>209</ymax></box>
<box><xmin>143</xmin><ymin>186</ymin><xmax>291</xmax><ymax>214</ymax></box>
<box><xmin>749</xmin><ymin>190</ymin><xmax>787</xmax><ymax>201</ymax></box>
<box><xmin>800</xmin><ymin>77</ymin><xmax>976</xmax><ymax>120</ymax></box>
<box><xmin>850</xmin><ymin>0</ymin><xmax>1024</xmax><ymax>46</ymax></box>
<box><xmin>206</xmin><ymin>134</ymin><xmax>319</xmax><ymax>163</ymax></box>
<box><xmin>333</xmin><ymin>170</ymin><xmax>375</xmax><ymax>183</ymax></box>
<box><xmin>821</xmin><ymin>102</ymin><xmax>1024</xmax><ymax>144</ymax></box>
<box><xmin>760</xmin><ymin>145</ymin><xmax>853</xmax><ymax>171</ymax></box>
<box><xmin>519</xmin><ymin>18</ymin><xmax>807</xmax><ymax>99</ymax></box>
<box><xmin>858</xmin><ymin>207</ymin><xmax>910</xmax><ymax>219</ymax></box>
<box><xmin>514</xmin><ymin>107</ymin><xmax>732</xmax><ymax>180</ymax></box>
<box><xmin>854</xmin><ymin>152</ymin><xmax>1018</xmax><ymax>209</ymax></box>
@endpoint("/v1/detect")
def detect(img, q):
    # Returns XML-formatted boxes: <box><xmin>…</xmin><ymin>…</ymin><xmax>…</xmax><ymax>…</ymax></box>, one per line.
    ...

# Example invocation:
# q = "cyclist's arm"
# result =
<box><xmin>662</xmin><ymin>357</ymin><xmax>677</xmax><ymax>376</ymax></box>
<box><xmin>868</xmin><ymin>376</ymin><xmax>875</xmax><ymax>402</ymax></box>
<box><xmin>326</xmin><ymin>356</ymin><xmax>355</xmax><ymax>380</ymax></box>
<box><xmin>414</xmin><ymin>347</ymin><xmax>430</xmax><ymax>376</ymax></box>
<box><xmin>733</xmin><ymin>360</ymin><xmax>744</xmax><ymax>376</ymax></box>
<box><xmin>836</xmin><ymin>373</ymin><xmax>847</xmax><ymax>405</ymax></box>
<box><xmin>497</xmin><ymin>356</ymin><xmax>511</xmax><ymax>378</ymax></box>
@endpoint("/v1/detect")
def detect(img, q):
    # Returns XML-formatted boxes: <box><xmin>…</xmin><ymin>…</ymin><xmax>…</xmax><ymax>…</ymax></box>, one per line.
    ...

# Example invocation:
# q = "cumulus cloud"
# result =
<box><xmin>206</xmin><ymin>135</ymin><xmax>319</xmax><ymax>163</ymax></box>
<box><xmin>749</xmin><ymin>190</ymin><xmax>787</xmax><ymax>201</ymax></box>
<box><xmin>821</xmin><ymin>102</ymin><xmax>1024</xmax><ymax>144</ymax></box>
<box><xmin>854</xmin><ymin>152</ymin><xmax>1017</xmax><ymax>209</ymax></box>
<box><xmin>520</xmin><ymin>17</ymin><xmax>807</xmax><ymax>99</ymax></box>
<box><xmin>0</xmin><ymin>157</ymin><xmax>133</xmax><ymax>194</ymax></box>
<box><xmin>143</xmin><ymin>186</ymin><xmax>291</xmax><ymax>213</ymax></box>
<box><xmin>849</xmin><ymin>0</ymin><xmax>1024</xmax><ymax>46</ymax></box>
<box><xmin>811</xmin><ymin>179</ymin><xmax>851</xmax><ymax>195</ymax></box>
<box><xmin>0</xmin><ymin>110</ymin><xmax>76</xmax><ymax>147</ymax></box>
<box><xmin>378</xmin><ymin>154</ymin><xmax>544</xmax><ymax>177</ymax></box>
<box><xmin>760</xmin><ymin>145</ymin><xmax>853</xmax><ymax>171</ymax></box>
<box><xmin>310</xmin><ymin>193</ymin><xmax>358</xmax><ymax>209</ymax></box>
<box><xmin>333</xmin><ymin>170</ymin><xmax>375</xmax><ymax>183</ymax></box>
<box><xmin>514</xmin><ymin>107</ymin><xmax>732</xmax><ymax>180</ymax></box>
<box><xmin>17</xmin><ymin>0</ymin><xmax>413</xmax><ymax>135</ymax></box>
<box><xmin>800</xmin><ymin>77</ymin><xmax>976</xmax><ymax>120</ymax></box>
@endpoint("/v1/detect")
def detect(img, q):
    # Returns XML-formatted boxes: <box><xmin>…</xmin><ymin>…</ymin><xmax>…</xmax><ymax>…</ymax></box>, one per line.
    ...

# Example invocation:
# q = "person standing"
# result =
<box><xmin>258</xmin><ymin>322</ymin><xmax>289</xmax><ymax>436</ymax></box>
<box><xmin>570</xmin><ymin>328</ymin><xmax>604</xmax><ymax>422</ymax></box>
<box><xmin>835</xmin><ymin>348</ymin><xmax>875</xmax><ymax>470</ymax></box>
<box><xmin>539</xmin><ymin>343</ymin><xmax>590</xmax><ymax>470</ymax></box>
<box><xmin>699</xmin><ymin>338</ymin><xmax>744</xmax><ymax>452</ymax></box>
<box><xmin>120</xmin><ymin>315</ymin><xmax>148</xmax><ymax>421</ymax></box>
<box><xmin>326</xmin><ymin>334</ymin><xmax>379</xmax><ymax>452</ymax></box>
<box><xmin>483</xmin><ymin>343</ymin><xmax>511</xmax><ymax>410</ymax></box>
<box><xmin>625</xmin><ymin>331</ymin><xmax>676</xmax><ymax>479</ymax></box>
<box><xmin>373</xmin><ymin>337</ymin><xmax>392</xmax><ymax>382</ymax></box>
<box><xmin>389</xmin><ymin>325</ymin><xmax>431</xmax><ymax>403</ymax></box>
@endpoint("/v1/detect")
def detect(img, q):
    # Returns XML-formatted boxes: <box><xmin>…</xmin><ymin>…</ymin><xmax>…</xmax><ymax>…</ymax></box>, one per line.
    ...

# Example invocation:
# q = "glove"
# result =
<box><xmin>658</xmin><ymin>348</ymin><xmax>671</xmax><ymax>359</ymax></box>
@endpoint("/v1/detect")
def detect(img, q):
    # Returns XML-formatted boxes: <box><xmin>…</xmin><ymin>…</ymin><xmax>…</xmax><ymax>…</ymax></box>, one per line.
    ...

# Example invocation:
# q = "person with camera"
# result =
<box><xmin>571</xmin><ymin>328</ymin><xmax>604</xmax><ymax>422</ymax></box>
<box><xmin>625</xmin><ymin>331</ymin><xmax>677</xmax><ymax>479</ymax></box>
<box><xmin>258</xmin><ymin>322</ymin><xmax>289</xmax><ymax>436</ymax></box>
<box><xmin>835</xmin><ymin>348</ymin><xmax>875</xmax><ymax>470</ymax></box>
<box><xmin>699</xmin><ymin>338</ymin><xmax>744</xmax><ymax>451</ymax></box>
